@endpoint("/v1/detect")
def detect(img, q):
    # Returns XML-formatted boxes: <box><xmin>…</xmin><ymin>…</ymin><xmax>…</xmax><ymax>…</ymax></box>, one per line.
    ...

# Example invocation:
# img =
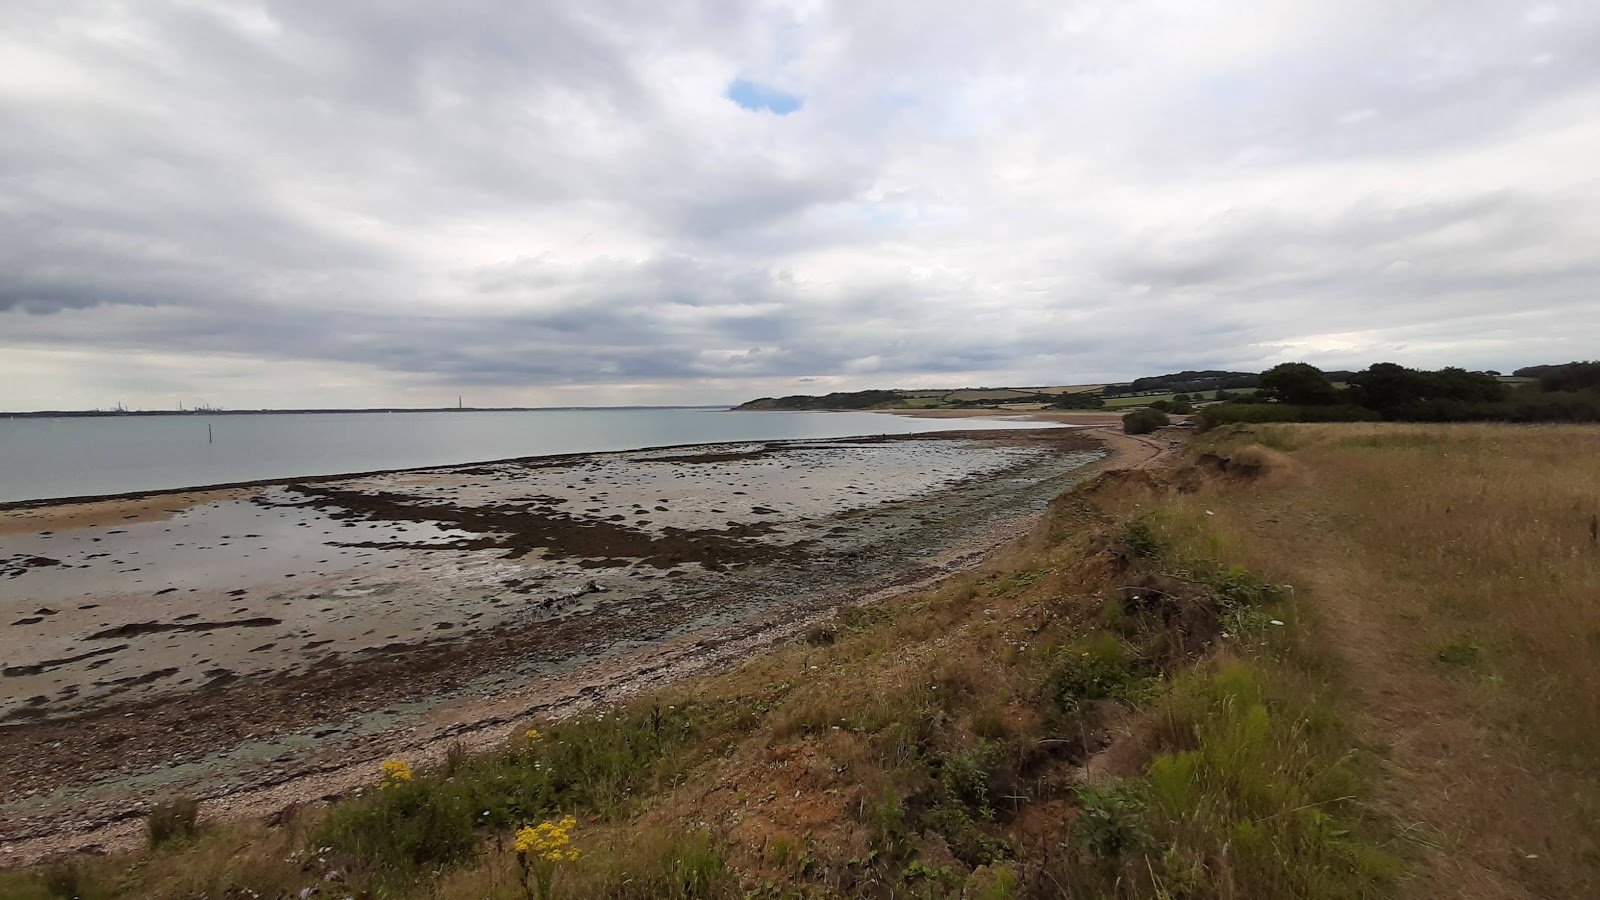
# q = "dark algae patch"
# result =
<box><xmin>282</xmin><ymin>484</ymin><xmax>800</xmax><ymax>571</ymax></box>
<box><xmin>85</xmin><ymin>617</ymin><xmax>283</xmax><ymax>640</ymax></box>
<box><xmin>3</xmin><ymin>644</ymin><xmax>129</xmax><ymax>677</ymax></box>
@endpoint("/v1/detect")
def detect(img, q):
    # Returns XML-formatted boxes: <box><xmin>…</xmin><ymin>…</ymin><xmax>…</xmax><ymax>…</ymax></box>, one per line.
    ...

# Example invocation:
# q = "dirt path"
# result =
<box><xmin>1215</xmin><ymin>463</ymin><xmax>1557</xmax><ymax>898</ymax></box>
<box><xmin>1081</xmin><ymin>425</ymin><xmax>1181</xmax><ymax>470</ymax></box>
<box><xmin>1309</xmin><ymin>564</ymin><xmax>1539</xmax><ymax>900</ymax></box>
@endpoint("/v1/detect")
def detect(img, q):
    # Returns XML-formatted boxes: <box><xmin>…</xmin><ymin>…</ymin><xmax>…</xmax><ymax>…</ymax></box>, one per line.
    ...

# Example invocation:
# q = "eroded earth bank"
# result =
<box><xmin>1</xmin><ymin>427</ymin><xmax>1111</xmax><ymax>862</ymax></box>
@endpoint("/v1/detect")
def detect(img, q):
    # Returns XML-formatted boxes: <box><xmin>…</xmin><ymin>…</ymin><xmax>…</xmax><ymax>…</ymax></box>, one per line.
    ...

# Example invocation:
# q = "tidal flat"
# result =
<box><xmin>0</xmin><ymin>427</ymin><xmax>1103</xmax><ymax>859</ymax></box>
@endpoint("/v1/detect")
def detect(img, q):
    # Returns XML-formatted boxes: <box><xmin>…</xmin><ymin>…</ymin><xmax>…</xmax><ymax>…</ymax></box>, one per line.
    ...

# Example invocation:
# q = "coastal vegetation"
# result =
<box><xmin>735</xmin><ymin>360</ymin><xmax>1596</xmax><ymax>426</ymax></box>
<box><xmin>1120</xmin><ymin>408</ymin><xmax>1170</xmax><ymax>434</ymax></box>
<box><xmin>6</xmin><ymin>420</ymin><xmax>1596</xmax><ymax>897</ymax></box>
<box><xmin>1198</xmin><ymin>360</ymin><xmax>1600</xmax><ymax>429</ymax></box>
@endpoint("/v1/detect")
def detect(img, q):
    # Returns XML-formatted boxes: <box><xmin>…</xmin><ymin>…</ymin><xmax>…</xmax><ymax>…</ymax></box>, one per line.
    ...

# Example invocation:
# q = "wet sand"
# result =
<box><xmin>0</xmin><ymin>427</ymin><xmax>1109</xmax><ymax>862</ymax></box>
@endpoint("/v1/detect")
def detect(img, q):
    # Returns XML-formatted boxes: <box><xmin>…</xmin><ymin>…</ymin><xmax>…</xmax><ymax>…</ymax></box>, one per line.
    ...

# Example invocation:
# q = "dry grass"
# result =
<box><xmin>1188</xmin><ymin>422</ymin><xmax>1600</xmax><ymax>898</ymax></box>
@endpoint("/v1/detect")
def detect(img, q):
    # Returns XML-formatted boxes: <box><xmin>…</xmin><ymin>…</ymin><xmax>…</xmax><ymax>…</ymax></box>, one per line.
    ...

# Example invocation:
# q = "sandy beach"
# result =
<box><xmin>0</xmin><ymin>426</ymin><xmax>1155</xmax><ymax>862</ymax></box>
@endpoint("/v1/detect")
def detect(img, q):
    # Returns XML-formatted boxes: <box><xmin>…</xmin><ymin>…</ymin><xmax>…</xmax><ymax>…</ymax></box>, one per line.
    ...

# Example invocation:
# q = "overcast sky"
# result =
<box><xmin>3</xmin><ymin>2</ymin><xmax>1598</xmax><ymax>410</ymax></box>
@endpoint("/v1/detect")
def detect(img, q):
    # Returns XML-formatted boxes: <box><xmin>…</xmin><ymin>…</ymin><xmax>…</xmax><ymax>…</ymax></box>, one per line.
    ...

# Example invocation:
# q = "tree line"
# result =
<box><xmin>1191</xmin><ymin>360</ymin><xmax>1600</xmax><ymax>430</ymax></box>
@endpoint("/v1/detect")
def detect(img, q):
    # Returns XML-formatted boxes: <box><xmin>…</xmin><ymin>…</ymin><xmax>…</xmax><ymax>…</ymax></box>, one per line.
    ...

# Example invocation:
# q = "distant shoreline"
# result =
<box><xmin>0</xmin><ymin>405</ymin><xmax>730</xmax><ymax>419</ymax></box>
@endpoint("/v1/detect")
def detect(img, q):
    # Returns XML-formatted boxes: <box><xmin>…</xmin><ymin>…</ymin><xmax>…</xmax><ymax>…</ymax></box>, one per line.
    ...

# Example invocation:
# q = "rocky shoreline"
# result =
<box><xmin>0</xmin><ymin>427</ymin><xmax>1112</xmax><ymax>863</ymax></box>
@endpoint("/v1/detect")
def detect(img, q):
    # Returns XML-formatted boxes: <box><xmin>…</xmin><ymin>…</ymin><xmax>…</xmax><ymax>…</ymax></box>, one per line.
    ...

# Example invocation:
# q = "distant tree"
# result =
<box><xmin>1148</xmin><ymin>399</ymin><xmax>1173</xmax><ymax>412</ymax></box>
<box><xmin>1170</xmin><ymin>398</ymin><xmax>1195</xmax><ymax>414</ymax></box>
<box><xmin>1528</xmin><ymin>361</ymin><xmax>1600</xmax><ymax>392</ymax></box>
<box><xmin>1050</xmin><ymin>393</ymin><xmax>1106</xmax><ymax>410</ymax></box>
<box><xmin>1349</xmin><ymin>363</ymin><xmax>1503</xmax><ymax>415</ymax></box>
<box><xmin>1213</xmin><ymin>389</ymin><xmax>1236</xmax><ymax>402</ymax></box>
<box><xmin>1128</xmin><ymin>370</ymin><xmax>1261</xmax><ymax>393</ymax></box>
<box><xmin>1122</xmin><ymin>408</ymin><xmax>1170</xmax><ymax>434</ymax></box>
<box><xmin>1172</xmin><ymin>393</ymin><xmax>1191</xmax><ymax>402</ymax></box>
<box><xmin>1348</xmin><ymin>362</ymin><xmax>1430</xmax><ymax>413</ymax></box>
<box><xmin>1428</xmin><ymin>367</ymin><xmax>1505</xmax><ymax>403</ymax></box>
<box><xmin>1259</xmin><ymin>363</ymin><xmax>1338</xmax><ymax>406</ymax></box>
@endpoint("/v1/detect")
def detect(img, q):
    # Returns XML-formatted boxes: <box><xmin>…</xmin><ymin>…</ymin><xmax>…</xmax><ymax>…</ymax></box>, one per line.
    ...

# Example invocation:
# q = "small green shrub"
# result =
<box><xmin>1208</xmin><ymin>564</ymin><xmax>1288</xmax><ymax>612</ymax></box>
<box><xmin>1049</xmin><ymin>632</ymin><xmax>1141</xmax><ymax>713</ymax></box>
<box><xmin>938</xmin><ymin>740</ymin><xmax>1002</xmax><ymax>820</ymax></box>
<box><xmin>966</xmin><ymin>863</ymin><xmax>1019</xmax><ymax>900</ymax></box>
<box><xmin>145</xmin><ymin>797</ymin><xmax>200</xmax><ymax>848</ymax></box>
<box><xmin>1123</xmin><ymin>408</ymin><xmax>1171</xmax><ymax>434</ymax></box>
<box><xmin>38</xmin><ymin>857</ymin><xmax>110</xmax><ymax>900</ymax></box>
<box><xmin>902</xmin><ymin>859</ymin><xmax>958</xmax><ymax>888</ymax></box>
<box><xmin>1072</xmin><ymin>783</ymin><xmax>1153</xmax><ymax>864</ymax></box>
<box><xmin>1437</xmin><ymin>636</ymin><xmax>1481</xmax><ymax>668</ymax></box>
<box><xmin>318</xmin><ymin>775</ymin><xmax>480</xmax><ymax>882</ymax></box>
<box><xmin>863</xmin><ymin>788</ymin><xmax>916</xmax><ymax>869</ymax></box>
<box><xmin>1121</xmin><ymin>521</ymin><xmax>1165</xmax><ymax>559</ymax></box>
<box><xmin>923</xmin><ymin>802</ymin><xmax>1010</xmax><ymax>867</ymax></box>
<box><xmin>836</xmin><ymin>604</ymin><xmax>890</xmax><ymax>630</ymax></box>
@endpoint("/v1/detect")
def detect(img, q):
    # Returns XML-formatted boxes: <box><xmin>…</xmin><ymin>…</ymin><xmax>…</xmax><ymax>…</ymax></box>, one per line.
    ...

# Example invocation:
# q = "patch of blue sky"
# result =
<box><xmin>726</xmin><ymin>78</ymin><xmax>803</xmax><ymax>114</ymax></box>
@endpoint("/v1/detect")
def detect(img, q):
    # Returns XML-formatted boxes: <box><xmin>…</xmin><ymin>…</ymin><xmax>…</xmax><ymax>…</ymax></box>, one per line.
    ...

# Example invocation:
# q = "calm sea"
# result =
<box><xmin>0</xmin><ymin>408</ymin><xmax>1052</xmax><ymax>504</ymax></box>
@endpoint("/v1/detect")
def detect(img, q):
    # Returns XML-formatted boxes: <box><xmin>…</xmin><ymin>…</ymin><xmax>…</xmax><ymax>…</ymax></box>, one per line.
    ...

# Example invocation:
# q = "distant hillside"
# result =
<box><xmin>736</xmin><ymin>375</ymin><xmax>1227</xmax><ymax>412</ymax></box>
<box><xmin>1105</xmin><ymin>370</ymin><xmax>1261</xmax><ymax>396</ymax></box>
<box><xmin>737</xmin><ymin>362</ymin><xmax>1591</xmax><ymax>416</ymax></box>
<box><xmin>737</xmin><ymin>390</ymin><xmax>906</xmax><ymax>410</ymax></box>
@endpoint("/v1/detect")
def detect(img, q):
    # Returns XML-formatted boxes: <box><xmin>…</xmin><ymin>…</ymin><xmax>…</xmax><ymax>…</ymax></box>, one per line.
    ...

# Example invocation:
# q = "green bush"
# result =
<box><xmin>1122</xmin><ymin>408</ymin><xmax>1170</xmax><ymax>434</ymax></box>
<box><xmin>1120</xmin><ymin>520</ymin><xmax>1165</xmax><ymax>559</ymax></box>
<box><xmin>318</xmin><ymin>776</ymin><xmax>480</xmax><ymax>882</ymax></box>
<box><xmin>1195</xmin><ymin>403</ymin><xmax>1380</xmax><ymax>431</ymax></box>
<box><xmin>1050</xmin><ymin>632</ymin><xmax>1141</xmax><ymax>713</ymax></box>
<box><xmin>1259</xmin><ymin>362</ymin><xmax>1338</xmax><ymax>405</ymax></box>
<box><xmin>1206</xmin><ymin>564</ymin><xmax>1289</xmax><ymax>612</ymax></box>
<box><xmin>938</xmin><ymin>740</ymin><xmax>1002</xmax><ymax>820</ymax></box>
<box><xmin>1072</xmin><ymin>783</ymin><xmax>1153</xmax><ymax>864</ymax></box>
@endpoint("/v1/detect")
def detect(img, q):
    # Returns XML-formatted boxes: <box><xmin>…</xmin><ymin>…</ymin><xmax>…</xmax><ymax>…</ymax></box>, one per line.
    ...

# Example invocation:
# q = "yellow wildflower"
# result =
<box><xmin>379</xmin><ymin>759</ymin><xmax>413</xmax><ymax>785</ymax></box>
<box><xmin>514</xmin><ymin>815</ymin><xmax>581</xmax><ymax>862</ymax></box>
<box><xmin>524</xmin><ymin>728</ymin><xmax>542</xmax><ymax>741</ymax></box>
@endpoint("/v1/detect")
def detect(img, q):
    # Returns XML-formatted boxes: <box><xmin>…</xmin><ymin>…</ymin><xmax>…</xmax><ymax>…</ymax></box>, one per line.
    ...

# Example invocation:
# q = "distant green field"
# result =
<box><xmin>894</xmin><ymin>396</ymin><xmax>947</xmax><ymax>408</ymax></box>
<box><xmin>1101</xmin><ymin>388</ymin><xmax>1257</xmax><ymax>409</ymax></box>
<box><xmin>943</xmin><ymin>388</ymin><xmax>1039</xmax><ymax>401</ymax></box>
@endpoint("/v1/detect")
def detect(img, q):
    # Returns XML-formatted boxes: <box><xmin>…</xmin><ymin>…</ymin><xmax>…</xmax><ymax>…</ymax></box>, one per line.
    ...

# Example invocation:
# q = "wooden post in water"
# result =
<box><xmin>208</xmin><ymin>423</ymin><xmax>213</xmax><ymax>444</ymax></box>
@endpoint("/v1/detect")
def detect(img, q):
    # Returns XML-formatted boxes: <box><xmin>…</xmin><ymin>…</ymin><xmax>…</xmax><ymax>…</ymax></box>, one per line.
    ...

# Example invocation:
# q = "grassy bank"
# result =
<box><xmin>6</xmin><ymin>422</ymin><xmax>1595</xmax><ymax>898</ymax></box>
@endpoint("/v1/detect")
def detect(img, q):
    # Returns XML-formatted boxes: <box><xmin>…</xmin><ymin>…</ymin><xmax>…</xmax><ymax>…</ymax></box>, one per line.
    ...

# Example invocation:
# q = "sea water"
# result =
<box><xmin>0</xmin><ymin>408</ymin><xmax>1052</xmax><ymax>503</ymax></box>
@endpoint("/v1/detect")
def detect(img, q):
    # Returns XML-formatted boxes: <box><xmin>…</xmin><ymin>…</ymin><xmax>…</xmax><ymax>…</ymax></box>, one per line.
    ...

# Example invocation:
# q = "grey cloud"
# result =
<box><xmin>2</xmin><ymin>0</ymin><xmax>1599</xmax><ymax>408</ymax></box>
